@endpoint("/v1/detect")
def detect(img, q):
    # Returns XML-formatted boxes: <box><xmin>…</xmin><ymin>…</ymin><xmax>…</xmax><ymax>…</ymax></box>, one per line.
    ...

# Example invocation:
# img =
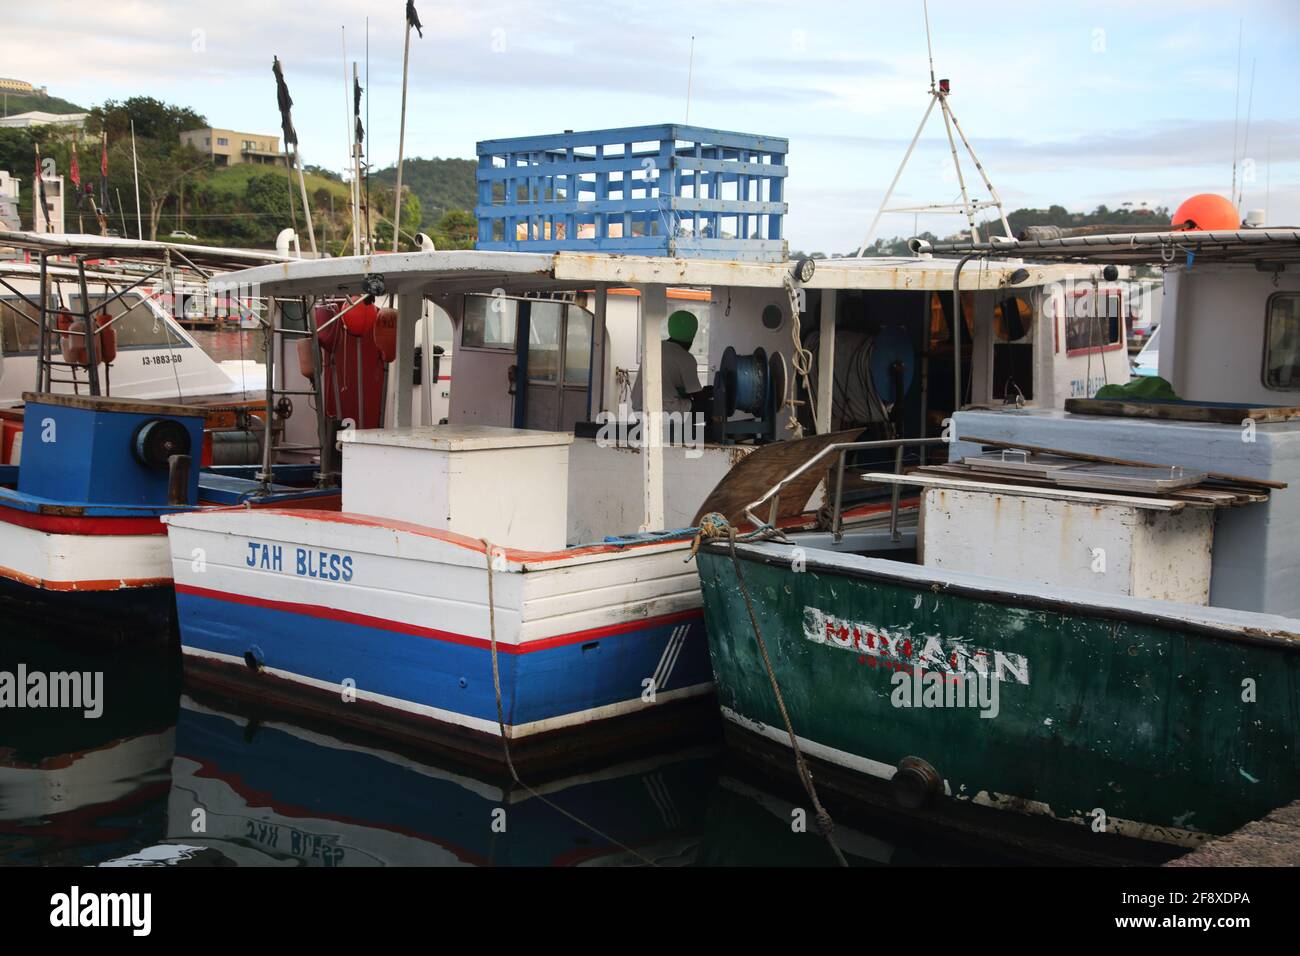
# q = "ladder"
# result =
<box><xmin>254</xmin><ymin>294</ymin><xmax>337</xmax><ymax>492</ymax></box>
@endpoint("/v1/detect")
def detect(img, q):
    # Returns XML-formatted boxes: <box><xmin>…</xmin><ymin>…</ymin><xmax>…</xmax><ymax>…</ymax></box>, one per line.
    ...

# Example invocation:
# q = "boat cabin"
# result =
<box><xmin>219</xmin><ymin>248</ymin><xmax>1117</xmax><ymax>542</ymax></box>
<box><xmin>897</xmin><ymin>228</ymin><xmax>1300</xmax><ymax>616</ymax></box>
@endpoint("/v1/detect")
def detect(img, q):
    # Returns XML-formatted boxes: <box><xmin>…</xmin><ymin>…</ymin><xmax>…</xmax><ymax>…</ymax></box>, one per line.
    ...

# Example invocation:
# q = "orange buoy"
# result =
<box><xmin>58</xmin><ymin>315</ymin><xmax>89</xmax><ymax>365</ymax></box>
<box><xmin>344</xmin><ymin>298</ymin><xmax>379</xmax><ymax>337</ymax></box>
<box><xmin>373</xmin><ymin>308</ymin><xmax>398</xmax><ymax>364</ymax></box>
<box><xmin>297</xmin><ymin>338</ymin><xmax>315</xmax><ymax>382</ymax></box>
<box><xmin>94</xmin><ymin>313</ymin><xmax>116</xmax><ymax>364</ymax></box>
<box><xmin>1172</xmin><ymin>193</ymin><xmax>1240</xmax><ymax>231</ymax></box>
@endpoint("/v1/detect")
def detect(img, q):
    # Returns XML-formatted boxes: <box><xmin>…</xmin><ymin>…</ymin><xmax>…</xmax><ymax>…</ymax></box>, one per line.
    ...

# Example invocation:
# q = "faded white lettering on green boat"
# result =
<box><xmin>801</xmin><ymin>606</ymin><xmax>1030</xmax><ymax>685</ymax></box>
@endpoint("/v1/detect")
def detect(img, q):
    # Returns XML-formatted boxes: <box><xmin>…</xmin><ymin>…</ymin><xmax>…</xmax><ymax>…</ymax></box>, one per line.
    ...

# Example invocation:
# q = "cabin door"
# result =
<box><xmin>520</xmin><ymin>300</ymin><xmax>594</xmax><ymax>432</ymax></box>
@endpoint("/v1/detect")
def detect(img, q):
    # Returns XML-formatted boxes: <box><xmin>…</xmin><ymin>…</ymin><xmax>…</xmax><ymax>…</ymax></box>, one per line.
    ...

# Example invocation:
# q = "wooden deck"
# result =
<box><xmin>1165</xmin><ymin>800</ymin><xmax>1300</xmax><ymax>866</ymax></box>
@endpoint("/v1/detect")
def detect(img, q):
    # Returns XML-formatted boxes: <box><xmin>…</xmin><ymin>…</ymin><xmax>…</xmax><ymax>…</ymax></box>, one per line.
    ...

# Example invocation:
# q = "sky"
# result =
<box><xmin>5</xmin><ymin>0</ymin><xmax>1298</xmax><ymax>253</ymax></box>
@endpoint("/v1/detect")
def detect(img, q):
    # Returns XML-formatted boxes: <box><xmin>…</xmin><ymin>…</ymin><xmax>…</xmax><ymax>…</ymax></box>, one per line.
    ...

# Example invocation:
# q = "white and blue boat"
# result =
<box><xmin>161</xmin><ymin>125</ymin><xmax>1118</xmax><ymax>765</ymax></box>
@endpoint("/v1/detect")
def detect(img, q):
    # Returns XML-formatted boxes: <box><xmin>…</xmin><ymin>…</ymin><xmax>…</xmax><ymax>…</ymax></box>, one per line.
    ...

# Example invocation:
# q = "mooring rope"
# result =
<box><xmin>704</xmin><ymin>519</ymin><xmax>848</xmax><ymax>867</ymax></box>
<box><xmin>479</xmin><ymin>538</ymin><xmax>659</xmax><ymax>867</ymax></box>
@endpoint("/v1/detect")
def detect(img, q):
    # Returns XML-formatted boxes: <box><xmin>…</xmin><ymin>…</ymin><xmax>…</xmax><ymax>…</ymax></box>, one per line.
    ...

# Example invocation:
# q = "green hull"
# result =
<box><xmin>697</xmin><ymin>541</ymin><xmax>1300</xmax><ymax>848</ymax></box>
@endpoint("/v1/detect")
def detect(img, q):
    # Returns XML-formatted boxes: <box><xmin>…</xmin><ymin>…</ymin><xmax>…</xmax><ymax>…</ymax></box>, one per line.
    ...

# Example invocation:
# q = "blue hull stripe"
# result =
<box><xmin>177</xmin><ymin>592</ymin><xmax>711</xmax><ymax>727</ymax></box>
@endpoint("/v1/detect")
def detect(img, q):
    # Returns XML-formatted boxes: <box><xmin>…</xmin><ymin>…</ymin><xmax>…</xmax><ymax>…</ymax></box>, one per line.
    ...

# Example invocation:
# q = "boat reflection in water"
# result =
<box><xmin>0</xmin><ymin>626</ymin><xmax>1013</xmax><ymax>867</ymax></box>
<box><xmin>162</xmin><ymin>694</ymin><xmax>1007</xmax><ymax>867</ymax></box>
<box><xmin>0</xmin><ymin>634</ymin><xmax>181</xmax><ymax>866</ymax></box>
<box><xmin>167</xmin><ymin>694</ymin><xmax>716</xmax><ymax>867</ymax></box>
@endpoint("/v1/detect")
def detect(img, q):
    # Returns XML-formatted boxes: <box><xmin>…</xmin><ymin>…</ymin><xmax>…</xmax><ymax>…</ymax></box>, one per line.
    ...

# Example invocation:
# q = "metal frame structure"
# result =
<box><xmin>741</xmin><ymin>436</ymin><xmax>948</xmax><ymax>547</ymax></box>
<box><xmin>856</xmin><ymin>0</ymin><xmax>1012</xmax><ymax>256</ymax></box>
<box><xmin>476</xmin><ymin>125</ymin><xmax>789</xmax><ymax>262</ymax></box>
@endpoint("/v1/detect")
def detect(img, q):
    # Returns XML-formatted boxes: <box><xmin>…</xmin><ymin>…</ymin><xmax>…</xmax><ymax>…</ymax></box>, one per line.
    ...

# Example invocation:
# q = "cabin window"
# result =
<box><xmin>70</xmin><ymin>294</ymin><xmax>190</xmax><ymax>350</ymax></box>
<box><xmin>461</xmin><ymin>294</ymin><xmax>518</xmax><ymax>351</ymax></box>
<box><xmin>0</xmin><ymin>296</ymin><xmax>45</xmax><ymax>355</ymax></box>
<box><xmin>1064</xmin><ymin>288</ymin><xmax>1122</xmax><ymax>354</ymax></box>
<box><xmin>1264</xmin><ymin>293</ymin><xmax>1300</xmax><ymax>390</ymax></box>
<box><xmin>564</xmin><ymin>307</ymin><xmax>593</xmax><ymax>385</ymax></box>
<box><xmin>526</xmin><ymin>301</ymin><xmax>563</xmax><ymax>384</ymax></box>
<box><xmin>993</xmin><ymin>294</ymin><xmax>1033</xmax><ymax>343</ymax></box>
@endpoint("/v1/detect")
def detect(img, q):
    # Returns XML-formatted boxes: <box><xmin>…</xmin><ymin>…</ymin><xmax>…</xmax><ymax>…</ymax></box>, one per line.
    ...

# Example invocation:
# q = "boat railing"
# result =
<box><xmin>742</xmin><ymin>437</ymin><xmax>948</xmax><ymax>543</ymax></box>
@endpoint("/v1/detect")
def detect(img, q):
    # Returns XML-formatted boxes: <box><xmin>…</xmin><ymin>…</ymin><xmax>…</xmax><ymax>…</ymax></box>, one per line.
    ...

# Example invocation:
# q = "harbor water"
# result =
<box><xmin>0</xmin><ymin>620</ymin><xmax>1016</xmax><ymax>868</ymax></box>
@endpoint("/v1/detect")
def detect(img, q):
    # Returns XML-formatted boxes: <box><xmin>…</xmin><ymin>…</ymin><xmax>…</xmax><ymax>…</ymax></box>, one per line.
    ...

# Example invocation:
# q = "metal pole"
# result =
<box><xmin>420</xmin><ymin>300</ymin><xmax>433</xmax><ymax>424</ymax></box>
<box><xmin>856</xmin><ymin>96</ymin><xmax>937</xmax><ymax>256</ymax></box>
<box><xmin>952</xmin><ymin>253</ymin><xmax>979</xmax><ymax>414</ymax></box>
<box><xmin>889</xmin><ymin>444</ymin><xmax>904</xmax><ymax>541</ymax></box>
<box><xmin>831</xmin><ymin>448</ymin><xmax>846</xmax><ymax>542</ymax></box>
<box><xmin>937</xmin><ymin>95</ymin><xmax>979</xmax><ymax>242</ymax></box>
<box><xmin>130</xmin><ymin>121</ymin><xmax>144</xmax><ymax>240</ymax></box>
<box><xmin>293</xmin><ymin>147</ymin><xmax>317</xmax><ymax>255</ymax></box>
<box><xmin>391</xmin><ymin>19</ymin><xmax>413</xmax><ymax>252</ymax></box>
<box><xmin>342</xmin><ymin>28</ymin><xmax>358</xmax><ymax>256</ymax></box>
<box><xmin>75</xmin><ymin>258</ymin><xmax>101</xmax><ymax>395</ymax></box>
<box><xmin>944</xmin><ymin>101</ymin><xmax>1012</xmax><ymax>239</ymax></box>
<box><xmin>36</xmin><ymin>252</ymin><xmax>48</xmax><ymax>391</ymax></box>
<box><xmin>258</xmin><ymin>300</ymin><xmax>277</xmax><ymax>487</ymax></box>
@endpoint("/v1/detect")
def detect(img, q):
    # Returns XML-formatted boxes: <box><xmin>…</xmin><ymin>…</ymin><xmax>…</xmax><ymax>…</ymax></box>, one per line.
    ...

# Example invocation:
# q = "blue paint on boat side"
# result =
<box><xmin>176</xmin><ymin>591</ymin><xmax>710</xmax><ymax>729</ymax></box>
<box><xmin>20</xmin><ymin>399</ymin><xmax>204</xmax><ymax>506</ymax></box>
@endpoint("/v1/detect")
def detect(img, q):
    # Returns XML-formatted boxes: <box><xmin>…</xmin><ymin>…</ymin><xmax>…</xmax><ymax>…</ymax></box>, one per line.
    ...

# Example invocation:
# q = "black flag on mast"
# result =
<box><xmin>406</xmin><ymin>0</ymin><xmax>423</xmax><ymax>38</ymax></box>
<box><xmin>271</xmin><ymin>56</ymin><xmax>298</xmax><ymax>149</ymax></box>
<box><xmin>33</xmin><ymin>144</ymin><xmax>51</xmax><ymax>232</ymax></box>
<box><xmin>354</xmin><ymin>75</ymin><xmax>364</xmax><ymax>145</ymax></box>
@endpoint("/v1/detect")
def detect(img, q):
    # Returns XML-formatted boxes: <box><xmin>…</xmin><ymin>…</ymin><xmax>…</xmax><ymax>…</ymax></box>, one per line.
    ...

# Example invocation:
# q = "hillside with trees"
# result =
<box><xmin>370</xmin><ymin>158</ymin><xmax>476</xmax><ymax>224</ymax></box>
<box><xmin>0</xmin><ymin>89</ymin><xmax>86</xmax><ymax>117</ymax></box>
<box><xmin>854</xmin><ymin>204</ymin><xmax>1172</xmax><ymax>257</ymax></box>
<box><xmin>0</xmin><ymin>96</ymin><xmax>487</xmax><ymax>252</ymax></box>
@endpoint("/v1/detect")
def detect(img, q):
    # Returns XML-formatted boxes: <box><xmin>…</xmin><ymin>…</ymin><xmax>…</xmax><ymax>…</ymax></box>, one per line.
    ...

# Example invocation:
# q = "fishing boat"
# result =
<box><xmin>0</xmin><ymin>232</ymin><xmax>342</xmax><ymax>639</ymax></box>
<box><xmin>693</xmin><ymin>222</ymin><xmax>1300</xmax><ymax>859</ymax></box>
<box><xmin>160</xmin><ymin>122</ymin><xmax>1123</xmax><ymax>767</ymax></box>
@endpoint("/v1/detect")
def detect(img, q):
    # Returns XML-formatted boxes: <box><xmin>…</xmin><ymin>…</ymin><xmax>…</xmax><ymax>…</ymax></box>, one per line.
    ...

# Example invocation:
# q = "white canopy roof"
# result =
<box><xmin>0</xmin><ymin>230</ymin><xmax>292</xmax><ymax>272</ymax></box>
<box><xmin>209</xmin><ymin>249</ymin><xmax>1105</xmax><ymax>300</ymax></box>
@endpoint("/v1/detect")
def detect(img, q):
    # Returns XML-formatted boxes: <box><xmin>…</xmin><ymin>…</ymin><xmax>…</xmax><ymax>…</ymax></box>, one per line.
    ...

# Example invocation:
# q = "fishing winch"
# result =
<box><xmin>707</xmin><ymin>346</ymin><xmax>788</xmax><ymax>444</ymax></box>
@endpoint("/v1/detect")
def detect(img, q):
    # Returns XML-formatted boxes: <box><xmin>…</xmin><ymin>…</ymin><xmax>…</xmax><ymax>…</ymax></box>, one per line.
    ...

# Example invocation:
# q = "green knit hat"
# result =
<box><xmin>667</xmin><ymin>309</ymin><xmax>698</xmax><ymax>347</ymax></box>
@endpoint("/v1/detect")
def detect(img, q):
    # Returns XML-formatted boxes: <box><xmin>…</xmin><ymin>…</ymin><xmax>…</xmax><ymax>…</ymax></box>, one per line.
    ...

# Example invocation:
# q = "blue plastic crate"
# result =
<box><xmin>475</xmin><ymin>124</ymin><xmax>788</xmax><ymax>262</ymax></box>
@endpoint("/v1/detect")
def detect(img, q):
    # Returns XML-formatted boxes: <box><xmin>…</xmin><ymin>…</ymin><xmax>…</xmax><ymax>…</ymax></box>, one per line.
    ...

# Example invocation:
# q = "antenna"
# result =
<box><xmin>342</xmin><ymin>26</ymin><xmax>360</xmax><ymax>255</ymax></box>
<box><xmin>856</xmin><ymin>0</ymin><xmax>1010</xmax><ymax>255</ymax></box>
<box><xmin>685</xmin><ymin>36</ymin><xmax>696</xmax><ymax>125</ymax></box>
<box><xmin>1235</xmin><ymin>58</ymin><xmax>1256</xmax><ymax>212</ymax></box>
<box><xmin>1230</xmin><ymin>19</ymin><xmax>1243</xmax><ymax>201</ymax></box>
<box><xmin>923</xmin><ymin>0</ymin><xmax>936</xmax><ymax>91</ymax></box>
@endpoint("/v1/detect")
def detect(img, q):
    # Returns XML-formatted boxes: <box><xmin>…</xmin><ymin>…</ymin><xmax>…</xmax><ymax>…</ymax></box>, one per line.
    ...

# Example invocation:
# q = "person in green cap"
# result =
<box><xmin>630</xmin><ymin>309</ymin><xmax>704</xmax><ymax>415</ymax></box>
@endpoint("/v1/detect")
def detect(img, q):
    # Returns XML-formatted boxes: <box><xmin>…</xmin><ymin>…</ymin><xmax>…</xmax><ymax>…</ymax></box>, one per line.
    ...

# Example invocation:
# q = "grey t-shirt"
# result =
<box><xmin>630</xmin><ymin>340</ymin><xmax>702</xmax><ymax>415</ymax></box>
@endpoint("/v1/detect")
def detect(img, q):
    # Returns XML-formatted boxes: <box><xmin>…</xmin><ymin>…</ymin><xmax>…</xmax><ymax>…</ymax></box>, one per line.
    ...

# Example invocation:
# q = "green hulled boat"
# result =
<box><xmin>695</xmin><ymin>226</ymin><xmax>1300</xmax><ymax>859</ymax></box>
<box><xmin>698</xmin><ymin>538</ymin><xmax>1299</xmax><ymax>855</ymax></box>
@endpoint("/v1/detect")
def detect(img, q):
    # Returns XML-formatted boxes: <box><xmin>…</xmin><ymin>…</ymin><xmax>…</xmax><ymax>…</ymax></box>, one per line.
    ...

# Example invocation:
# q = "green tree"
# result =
<box><xmin>110</xmin><ymin>137</ymin><xmax>210</xmax><ymax>240</ymax></box>
<box><xmin>87</xmin><ymin>97</ymin><xmax>206</xmax><ymax>142</ymax></box>
<box><xmin>432</xmin><ymin>208</ymin><xmax>476</xmax><ymax>250</ymax></box>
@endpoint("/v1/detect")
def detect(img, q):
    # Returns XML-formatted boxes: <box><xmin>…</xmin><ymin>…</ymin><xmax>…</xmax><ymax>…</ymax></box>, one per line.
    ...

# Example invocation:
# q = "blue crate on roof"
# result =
<box><xmin>475</xmin><ymin>124</ymin><xmax>788</xmax><ymax>262</ymax></box>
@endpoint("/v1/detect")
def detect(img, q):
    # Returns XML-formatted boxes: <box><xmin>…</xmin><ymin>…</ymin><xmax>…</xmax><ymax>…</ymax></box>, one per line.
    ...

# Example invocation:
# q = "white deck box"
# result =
<box><xmin>921</xmin><ymin>487</ymin><xmax>1214</xmax><ymax>604</ymax></box>
<box><xmin>340</xmin><ymin>426</ymin><xmax>573</xmax><ymax>552</ymax></box>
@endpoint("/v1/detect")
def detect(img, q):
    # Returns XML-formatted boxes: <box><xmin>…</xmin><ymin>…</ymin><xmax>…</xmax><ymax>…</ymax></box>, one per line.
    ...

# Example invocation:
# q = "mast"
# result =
<box><xmin>856</xmin><ymin>0</ymin><xmax>1010</xmax><ymax>256</ymax></box>
<box><xmin>392</xmin><ymin>1</ymin><xmax>423</xmax><ymax>252</ymax></box>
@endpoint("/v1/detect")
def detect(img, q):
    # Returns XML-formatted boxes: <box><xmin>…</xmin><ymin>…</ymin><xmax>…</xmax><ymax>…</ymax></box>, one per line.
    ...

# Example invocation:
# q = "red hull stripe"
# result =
<box><xmin>0</xmin><ymin>564</ymin><xmax>171</xmax><ymax>591</ymax></box>
<box><xmin>175</xmin><ymin>582</ymin><xmax>701</xmax><ymax>653</ymax></box>
<box><xmin>0</xmin><ymin>507</ymin><xmax>166</xmax><ymax>536</ymax></box>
